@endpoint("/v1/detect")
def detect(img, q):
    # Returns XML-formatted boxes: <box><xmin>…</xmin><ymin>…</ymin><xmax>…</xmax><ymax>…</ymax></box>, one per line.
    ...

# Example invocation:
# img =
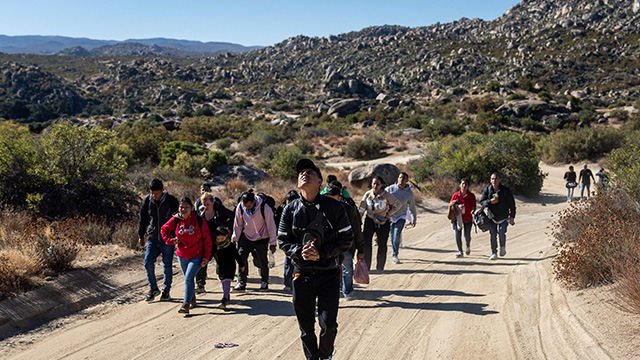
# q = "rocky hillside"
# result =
<box><xmin>1</xmin><ymin>0</ymin><xmax>639</xmax><ymax>129</ymax></box>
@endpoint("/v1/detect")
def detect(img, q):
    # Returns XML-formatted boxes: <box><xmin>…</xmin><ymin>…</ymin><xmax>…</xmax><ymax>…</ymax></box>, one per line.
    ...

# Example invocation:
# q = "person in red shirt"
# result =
<box><xmin>161</xmin><ymin>197</ymin><xmax>212</xmax><ymax>315</ymax></box>
<box><xmin>449</xmin><ymin>179</ymin><xmax>477</xmax><ymax>257</ymax></box>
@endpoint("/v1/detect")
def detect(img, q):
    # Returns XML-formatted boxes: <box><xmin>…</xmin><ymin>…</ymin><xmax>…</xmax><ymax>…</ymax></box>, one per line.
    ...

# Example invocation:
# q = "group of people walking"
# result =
<box><xmin>563</xmin><ymin>163</ymin><xmax>608</xmax><ymax>202</ymax></box>
<box><xmin>138</xmin><ymin>159</ymin><xmax>521</xmax><ymax>360</ymax></box>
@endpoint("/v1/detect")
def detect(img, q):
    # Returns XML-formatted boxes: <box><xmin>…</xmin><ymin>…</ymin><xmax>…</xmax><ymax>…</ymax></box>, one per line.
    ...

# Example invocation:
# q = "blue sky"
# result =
<box><xmin>0</xmin><ymin>0</ymin><xmax>520</xmax><ymax>46</ymax></box>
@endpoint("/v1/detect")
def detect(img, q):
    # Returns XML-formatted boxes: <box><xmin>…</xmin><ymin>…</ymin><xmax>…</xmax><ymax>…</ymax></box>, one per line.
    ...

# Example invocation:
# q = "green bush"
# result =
<box><xmin>608</xmin><ymin>134</ymin><xmax>640</xmax><ymax>202</ymax></box>
<box><xmin>507</xmin><ymin>93</ymin><xmax>526</xmax><ymax>101</ymax></box>
<box><xmin>269</xmin><ymin>147</ymin><xmax>311</xmax><ymax>180</ymax></box>
<box><xmin>216</xmin><ymin>138</ymin><xmax>233</xmax><ymax>150</ymax></box>
<box><xmin>173</xmin><ymin>152</ymin><xmax>206</xmax><ymax>177</ymax></box>
<box><xmin>0</xmin><ymin>121</ymin><xmax>135</xmax><ymax>219</ymax></box>
<box><xmin>115</xmin><ymin>120</ymin><xmax>170</xmax><ymax>165</ymax></box>
<box><xmin>537</xmin><ymin>127</ymin><xmax>625</xmax><ymax>163</ymax></box>
<box><xmin>538</xmin><ymin>91</ymin><xmax>552</xmax><ymax>102</ymax></box>
<box><xmin>205</xmin><ymin>151</ymin><xmax>228</xmax><ymax>174</ymax></box>
<box><xmin>344</xmin><ymin>134</ymin><xmax>386</xmax><ymax>160</ymax></box>
<box><xmin>160</xmin><ymin>141</ymin><xmax>205</xmax><ymax>167</ymax></box>
<box><xmin>486</xmin><ymin>81</ymin><xmax>501</xmax><ymax>92</ymax></box>
<box><xmin>413</xmin><ymin>131</ymin><xmax>545</xmax><ymax>197</ymax></box>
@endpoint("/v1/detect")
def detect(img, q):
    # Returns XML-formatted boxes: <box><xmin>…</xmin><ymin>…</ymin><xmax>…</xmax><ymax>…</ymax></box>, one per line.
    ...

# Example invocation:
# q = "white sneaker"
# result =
<box><xmin>465</xmin><ymin>245</ymin><xmax>471</xmax><ymax>255</ymax></box>
<box><xmin>392</xmin><ymin>255</ymin><xmax>399</xmax><ymax>264</ymax></box>
<box><xmin>343</xmin><ymin>292</ymin><xmax>351</xmax><ymax>300</ymax></box>
<box><xmin>489</xmin><ymin>253</ymin><xmax>497</xmax><ymax>260</ymax></box>
<box><xmin>456</xmin><ymin>251</ymin><xmax>463</xmax><ymax>258</ymax></box>
<box><xmin>500</xmin><ymin>247</ymin><xmax>506</xmax><ymax>257</ymax></box>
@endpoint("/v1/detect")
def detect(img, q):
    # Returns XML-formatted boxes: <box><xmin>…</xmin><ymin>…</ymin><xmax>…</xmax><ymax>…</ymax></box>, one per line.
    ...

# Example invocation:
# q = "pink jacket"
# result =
<box><xmin>231</xmin><ymin>196</ymin><xmax>277</xmax><ymax>245</ymax></box>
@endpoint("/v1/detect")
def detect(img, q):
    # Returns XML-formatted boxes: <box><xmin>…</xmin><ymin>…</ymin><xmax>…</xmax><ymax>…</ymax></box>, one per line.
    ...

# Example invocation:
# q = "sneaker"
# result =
<box><xmin>283</xmin><ymin>286</ymin><xmax>292</xmax><ymax>292</ymax></box>
<box><xmin>343</xmin><ymin>292</ymin><xmax>351</xmax><ymax>301</ymax></box>
<box><xmin>259</xmin><ymin>282</ymin><xmax>269</xmax><ymax>290</ymax></box>
<box><xmin>233</xmin><ymin>283</ymin><xmax>246</xmax><ymax>292</ymax></box>
<box><xmin>489</xmin><ymin>253</ymin><xmax>497</xmax><ymax>260</ymax></box>
<box><xmin>218</xmin><ymin>297</ymin><xmax>229</xmax><ymax>310</ymax></box>
<box><xmin>190</xmin><ymin>296</ymin><xmax>197</xmax><ymax>309</ymax></box>
<box><xmin>500</xmin><ymin>247</ymin><xmax>506</xmax><ymax>257</ymax></box>
<box><xmin>195</xmin><ymin>285</ymin><xmax>206</xmax><ymax>294</ymax></box>
<box><xmin>160</xmin><ymin>290</ymin><xmax>170</xmax><ymax>301</ymax></box>
<box><xmin>456</xmin><ymin>251</ymin><xmax>463</xmax><ymax>258</ymax></box>
<box><xmin>465</xmin><ymin>245</ymin><xmax>471</xmax><ymax>255</ymax></box>
<box><xmin>145</xmin><ymin>288</ymin><xmax>160</xmax><ymax>302</ymax></box>
<box><xmin>178</xmin><ymin>302</ymin><xmax>190</xmax><ymax>314</ymax></box>
<box><xmin>392</xmin><ymin>255</ymin><xmax>399</xmax><ymax>264</ymax></box>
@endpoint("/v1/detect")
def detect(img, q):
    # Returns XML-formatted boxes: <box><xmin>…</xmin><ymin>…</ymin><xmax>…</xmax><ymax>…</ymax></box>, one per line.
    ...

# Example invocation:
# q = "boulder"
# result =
<box><xmin>327</xmin><ymin>99</ymin><xmax>361</xmax><ymax>118</ymax></box>
<box><xmin>348</xmin><ymin>163</ymin><xmax>400</xmax><ymax>188</ymax></box>
<box><xmin>496</xmin><ymin>100</ymin><xmax>549</xmax><ymax>117</ymax></box>
<box><xmin>212</xmin><ymin>165</ymin><xmax>269</xmax><ymax>185</ymax></box>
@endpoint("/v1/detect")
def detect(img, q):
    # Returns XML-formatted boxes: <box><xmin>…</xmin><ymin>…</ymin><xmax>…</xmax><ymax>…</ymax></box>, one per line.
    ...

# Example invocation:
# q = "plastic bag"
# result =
<box><xmin>353</xmin><ymin>259</ymin><xmax>370</xmax><ymax>284</ymax></box>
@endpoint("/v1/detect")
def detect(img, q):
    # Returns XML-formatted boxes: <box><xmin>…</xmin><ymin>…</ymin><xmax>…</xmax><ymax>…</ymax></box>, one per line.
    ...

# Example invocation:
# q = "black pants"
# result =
<box><xmin>237</xmin><ymin>235</ymin><xmax>269</xmax><ymax>285</ymax></box>
<box><xmin>362</xmin><ymin>217</ymin><xmax>391</xmax><ymax>271</ymax></box>
<box><xmin>293</xmin><ymin>268</ymin><xmax>341</xmax><ymax>360</ymax></box>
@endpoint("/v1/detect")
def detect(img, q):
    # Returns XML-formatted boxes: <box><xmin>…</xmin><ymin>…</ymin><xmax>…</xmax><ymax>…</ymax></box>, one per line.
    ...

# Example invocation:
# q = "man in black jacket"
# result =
<box><xmin>278</xmin><ymin>159</ymin><xmax>354</xmax><ymax>360</ymax></box>
<box><xmin>138</xmin><ymin>179</ymin><xmax>179</xmax><ymax>301</ymax></box>
<box><xmin>479</xmin><ymin>173</ymin><xmax>516</xmax><ymax>260</ymax></box>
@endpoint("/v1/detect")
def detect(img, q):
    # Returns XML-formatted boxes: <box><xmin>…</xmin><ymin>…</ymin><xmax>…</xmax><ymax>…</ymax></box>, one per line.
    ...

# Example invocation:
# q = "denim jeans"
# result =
<box><xmin>454</xmin><ymin>222</ymin><xmax>473</xmax><ymax>253</ymax></box>
<box><xmin>390</xmin><ymin>219</ymin><xmax>406</xmax><ymax>258</ymax></box>
<box><xmin>580</xmin><ymin>183</ymin><xmax>591</xmax><ymax>200</ymax></box>
<box><xmin>143</xmin><ymin>237</ymin><xmax>174</xmax><ymax>292</ymax></box>
<box><xmin>567</xmin><ymin>186</ymin><xmax>574</xmax><ymax>202</ymax></box>
<box><xmin>178</xmin><ymin>256</ymin><xmax>202</xmax><ymax>304</ymax></box>
<box><xmin>489</xmin><ymin>220</ymin><xmax>509</xmax><ymax>255</ymax></box>
<box><xmin>341</xmin><ymin>249</ymin><xmax>354</xmax><ymax>294</ymax></box>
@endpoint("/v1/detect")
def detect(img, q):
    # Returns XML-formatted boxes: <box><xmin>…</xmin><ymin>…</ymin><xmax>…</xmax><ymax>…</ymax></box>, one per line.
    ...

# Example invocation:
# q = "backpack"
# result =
<box><xmin>473</xmin><ymin>205</ymin><xmax>492</xmax><ymax>232</ymax></box>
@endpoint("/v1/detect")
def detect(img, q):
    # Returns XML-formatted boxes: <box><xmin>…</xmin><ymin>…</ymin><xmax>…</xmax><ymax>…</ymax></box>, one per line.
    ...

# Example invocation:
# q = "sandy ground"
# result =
<box><xmin>1</xmin><ymin>163</ymin><xmax>639</xmax><ymax>359</ymax></box>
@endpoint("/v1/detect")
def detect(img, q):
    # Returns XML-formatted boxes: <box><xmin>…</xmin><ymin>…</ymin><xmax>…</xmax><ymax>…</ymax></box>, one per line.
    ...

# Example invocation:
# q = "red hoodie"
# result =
<box><xmin>161</xmin><ymin>212</ymin><xmax>212</xmax><ymax>260</ymax></box>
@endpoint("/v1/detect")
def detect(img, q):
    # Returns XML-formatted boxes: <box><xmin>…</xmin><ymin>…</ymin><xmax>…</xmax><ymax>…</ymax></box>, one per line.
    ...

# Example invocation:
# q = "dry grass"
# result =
<box><xmin>78</xmin><ymin>216</ymin><xmax>112</xmax><ymax>245</ymax></box>
<box><xmin>112</xmin><ymin>221</ymin><xmax>139</xmax><ymax>250</ymax></box>
<box><xmin>427</xmin><ymin>178</ymin><xmax>459</xmax><ymax>201</ymax></box>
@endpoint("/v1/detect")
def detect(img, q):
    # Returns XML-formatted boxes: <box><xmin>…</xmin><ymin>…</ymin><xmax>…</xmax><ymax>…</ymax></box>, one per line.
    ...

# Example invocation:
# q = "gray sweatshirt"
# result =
<box><xmin>386</xmin><ymin>183</ymin><xmax>417</xmax><ymax>225</ymax></box>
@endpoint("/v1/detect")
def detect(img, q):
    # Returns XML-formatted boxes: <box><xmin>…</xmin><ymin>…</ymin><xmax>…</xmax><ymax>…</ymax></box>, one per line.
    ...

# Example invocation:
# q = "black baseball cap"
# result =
<box><xmin>326</xmin><ymin>184</ymin><xmax>341</xmax><ymax>196</ymax></box>
<box><xmin>296</xmin><ymin>158</ymin><xmax>322</xmax><ymax>179</ymax></box>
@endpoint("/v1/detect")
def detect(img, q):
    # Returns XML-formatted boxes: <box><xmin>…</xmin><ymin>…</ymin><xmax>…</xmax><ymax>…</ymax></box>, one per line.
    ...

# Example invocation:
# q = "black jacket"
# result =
<box><xmin>278</xmin><ymin>194</ymin><xmax>353</xmax><ymax>273</ymax></box>
<box><xmin>341</xmin><ymin>198</ymin><xmax>364</xmax><ymax>255</ymax></box>
<box><xmin>138</xmin><ymin>192</ymin><xmax>179</xmax><ymax>241</ymax></box>
<box><xmin>479</xmin><ymin>184</ymin><xmax>516</xmax><ymax>222</ymax></box>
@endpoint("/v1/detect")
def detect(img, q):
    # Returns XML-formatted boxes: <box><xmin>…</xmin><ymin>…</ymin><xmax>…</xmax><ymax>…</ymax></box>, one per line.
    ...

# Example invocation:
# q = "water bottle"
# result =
<box><xmin>268</xmin><ymin>251</ymin><xmax>275</xmax><ymax>268</ymax></box>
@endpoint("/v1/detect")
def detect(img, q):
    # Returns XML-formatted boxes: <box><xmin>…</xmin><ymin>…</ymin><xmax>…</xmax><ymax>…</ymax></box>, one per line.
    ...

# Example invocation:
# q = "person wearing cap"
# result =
<box><xmin>278</xmin><ymin>158</ymin><xmax>354</xmax><ymax>360</ymax></box>
<box><xmin>320</xmin><ymin>174</ymin><xmax>351</xmax><ymax>198</ymax></box>
<box><xmin>385</xmin><ymin>172</ymin><xmax>417</xmax><ymax>264</ymax></box>
<box><xmin>325</xmin><ymin>181</ymin><xmax>364</xmax><ymax>300</ymax></box>
<box><xmin>578</xmin><ymin>163</ymin><xmax>595</xmax><ymax>200</ymax></box>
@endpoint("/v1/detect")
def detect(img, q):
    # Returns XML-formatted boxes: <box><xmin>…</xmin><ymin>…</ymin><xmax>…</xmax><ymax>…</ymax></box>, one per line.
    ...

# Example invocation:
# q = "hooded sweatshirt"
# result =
<box><xmin>231</xmin><ymin>196</ymin><xmax>278</xmax><ymax>245</ymax></box>
<box><xmin>161</xmin><ymin>212</ymin><xmax>212</xmax><ymax>260</ymax></box>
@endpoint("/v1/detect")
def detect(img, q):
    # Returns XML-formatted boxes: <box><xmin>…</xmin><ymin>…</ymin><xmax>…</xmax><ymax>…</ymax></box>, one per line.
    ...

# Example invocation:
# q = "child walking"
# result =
<box><xmin>214</xmin><ymin>226</ymin><xmax>245</xmax><ymax>309</ymax></box>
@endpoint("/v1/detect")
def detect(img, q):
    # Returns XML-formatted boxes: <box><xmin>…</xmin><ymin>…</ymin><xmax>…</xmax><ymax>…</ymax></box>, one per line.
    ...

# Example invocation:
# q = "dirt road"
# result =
<box><xmin>2</xmin><ymin>163</ymin><xmax>638</xmax><ymax>359</ymax></box>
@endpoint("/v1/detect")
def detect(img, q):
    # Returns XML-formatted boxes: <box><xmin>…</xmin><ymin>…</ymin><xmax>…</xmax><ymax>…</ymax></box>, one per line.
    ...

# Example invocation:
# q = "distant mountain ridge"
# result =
<box><xmin>0</xmin><ymin>35</ymin><xmax>262</xmax><ymax>55</ymax></box>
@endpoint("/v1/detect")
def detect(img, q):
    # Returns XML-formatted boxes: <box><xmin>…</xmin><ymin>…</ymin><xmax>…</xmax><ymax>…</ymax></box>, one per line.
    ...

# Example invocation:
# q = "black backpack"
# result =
<box><xmin>473</xmin><ymin>205</ymin><xmax>492</xmax><ymax>232</ymax></box>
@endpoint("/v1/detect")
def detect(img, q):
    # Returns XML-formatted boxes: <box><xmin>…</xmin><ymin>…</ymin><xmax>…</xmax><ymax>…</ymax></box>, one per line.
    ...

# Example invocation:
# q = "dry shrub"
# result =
<box><xmin>78</xmin><ymin>215</ymin><xmax>112</xmax><ymax>245</ymax></box>
<box><xmin>0</xmin><ymin>250</ymin><xmax>40</xmax><ymax>298</ymax></box>
<box><xmin>427</xmin><ymin>178</ymin><xmax>459</xmax><ymax>201</ymax></box>
<box><xmin>256</xmin><ymin>177</ymin><xmax>297</xmax><ymax>204</ymax></box>
<box><xmin>165</xmin><ymin>181</ymin><xmax>200</xmax><ymax>202</ymax></box>
<box><xmin>226</xmin><ymin>179</ymin><xmax>249</xmax><ymax>193</ymax></box>
<box><xmin>112</xmin><ymin>221</ymin><xmax>139</xmax><ymax>250</ymax></box>
<box><xmin>551</xmin><ymin>189</ymin><xmax>640</xmax><ymax>290</ymax></box>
